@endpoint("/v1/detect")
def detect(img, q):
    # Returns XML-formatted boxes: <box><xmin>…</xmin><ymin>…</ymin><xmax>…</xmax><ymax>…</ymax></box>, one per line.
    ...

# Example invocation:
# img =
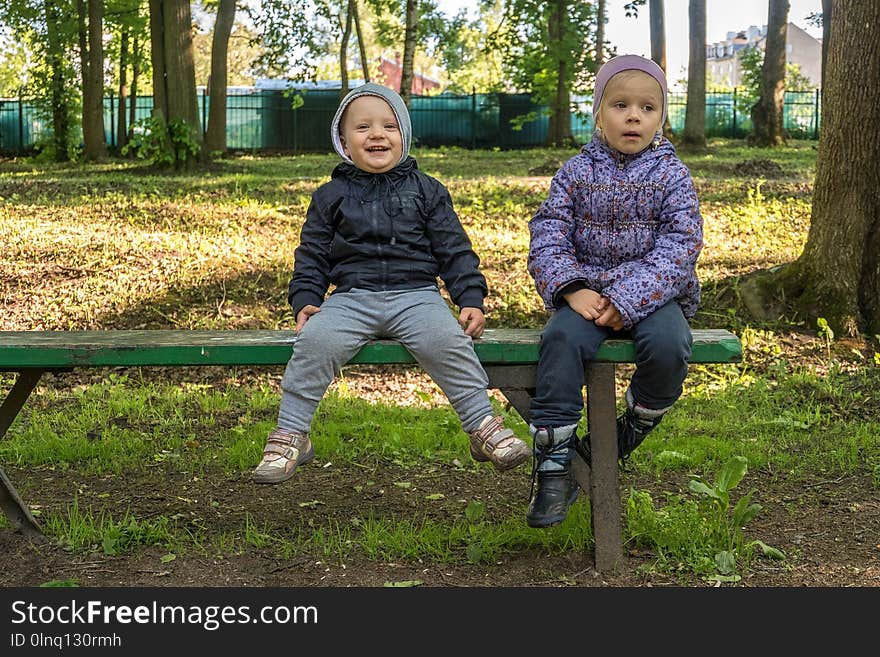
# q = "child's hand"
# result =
<box><xmin>294</xmin><ymin>305</ymin><xmax>321</xmax><ymax>333</ymax></box>
<box><xmin>459</xmin><ymin>307</ymin><xmax>486</xmax><ymax>338</ymax></box>
<box><xmin>564</xmin><ymin>288</ymin><xmax>609</xmax><ymax>321</ymax></box>
<box><xmin>594</xmin><ymin>299</ymin><xmax>624</xmax><ymax>331</ymax></box>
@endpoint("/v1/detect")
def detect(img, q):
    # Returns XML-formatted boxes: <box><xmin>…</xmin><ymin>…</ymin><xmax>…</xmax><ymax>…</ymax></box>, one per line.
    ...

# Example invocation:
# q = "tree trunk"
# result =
<box><xmin>45</xmin><ymin>0</ymin><xmax>71</xmax><ymax>162</ymax></box>
<box><xmin>353</xmin><ymin>0</ymin><xmax>370</xmax><ymax>82</ymax></box>
<box><xmin>681</xmin><ymin>0</ymin><xmax>705</xmax><ymax>147</ymax></box>
<box><xmin>205</xmin><ymin>0</ymin><xmax>236</xmax><ymax>154</ymax></box>
<box><xmin>339</xmin><ymin>0</ymin><xmax>354</xmax><ymax>101</ymax></box>
<box><xmin>82</xmin><ymin>0</ymin><xmax>108</xmax><ymax>161</ymax></box>
<box><xmin>117</xmin><ymin>28</ymin><xmax>129</xmax><ymax>151</ymax></box>
<box><xmin>149</xmin><ymin>0</ymin><xmax>168</xmax><ymax>123</ymax></box>
<box><xmin>595</xmin><ymin>0</ymin><xmax>605</xmax><ymax>66</ymax></box>
<box><xmin>649</xmin><ymin>0</ymin><xmax>672</xmax><ymax>137</ymax></box>
<box><xmin>149</xmin><ymin>0</ymin><xmax>202</xmax><ymax>166</ymax></box>
<box><xmin>820</xmin><ymin>0</ymin><xmax>831</xmax><ymax>108</ymax></box>
<box><xmin>760</xmin><ymin>2</ymin><xmax>880</xmax><ymax>336</ymax></box>
<box><xmin>399</xmin><ymin>0</ymin><xmax>418</xmax><ymax>107</ymax></box>
<box><xmin>750</xmin><ymin>0</ymin><xmax>789</xmax><ymax>146</ymax></box>
<box><xmin>129</xmin><ymin>33</ymin><xmax>141</xmax><ymax>140</ymax></box>
<box><xmin>77</xmin><ymin>0</ymin><xmax>89</xmax><ymax>90</ymax></box>
<box><xmin>546</xmin><ymin>0</ymin><xmax>573</xmax><ymax>146</ymax></box>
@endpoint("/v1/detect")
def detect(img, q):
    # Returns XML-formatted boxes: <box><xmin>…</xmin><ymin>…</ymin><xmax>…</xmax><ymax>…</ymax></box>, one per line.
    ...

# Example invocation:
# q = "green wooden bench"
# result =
<box><xmin>0</xmin><ymin>328</ymin><xmax>742</xmax><ymax>572</ymax></box>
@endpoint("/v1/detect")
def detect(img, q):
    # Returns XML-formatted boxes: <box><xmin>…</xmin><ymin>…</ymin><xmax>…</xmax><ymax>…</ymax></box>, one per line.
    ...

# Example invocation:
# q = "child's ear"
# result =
<box><xmin>340</xmin><ymin>135</ymin><xmax>350</xmax><ymax>157</ymax></box>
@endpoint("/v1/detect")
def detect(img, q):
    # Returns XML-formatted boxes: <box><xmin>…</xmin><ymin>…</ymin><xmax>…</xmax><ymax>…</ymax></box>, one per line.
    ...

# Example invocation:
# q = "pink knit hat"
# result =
<box><xmin>592</xmin><ymin>54</ymin><xmax>668</xmax><ymax>127</ymax></box>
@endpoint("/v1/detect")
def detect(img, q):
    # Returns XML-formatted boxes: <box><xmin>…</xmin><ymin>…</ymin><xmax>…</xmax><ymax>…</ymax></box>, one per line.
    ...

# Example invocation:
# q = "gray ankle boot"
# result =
<box><xmin>526</xmin><ymin>424</ymin><xmax>580</xmax><ymax>528</ymax></box>
<box><xmin>616</xmin><ymin>388</ymin><xmax>671</xmax><ymax>463</ymax></box>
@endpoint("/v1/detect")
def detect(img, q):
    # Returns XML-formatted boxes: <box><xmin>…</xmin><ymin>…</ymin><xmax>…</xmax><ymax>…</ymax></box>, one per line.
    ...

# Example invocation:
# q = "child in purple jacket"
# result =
<box><xmin>525</xmin><ymin>55</ymin><xmax>703</xmax><ymax>528</ymax></box>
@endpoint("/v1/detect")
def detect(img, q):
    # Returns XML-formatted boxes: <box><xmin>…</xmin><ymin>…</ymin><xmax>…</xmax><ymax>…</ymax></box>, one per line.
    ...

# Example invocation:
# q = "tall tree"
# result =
<box><xmin>681</xmin><ymin>0</ymin><xmax>705</xmax><ymax>147</ymax></box>
<box><xmin>546</xmin><ymin>0</ymin><xmax>573</xmax><ymax>146</ymax></box>
<box><xmin>3</xmin><ymin>0</ymin><xmax>79</xmax><ymax>160</ymax></box>
<box><xmin>820</xmin><ymin>0</ymin><xmax>830</xmax><ymax>97</ymax></box>
<box><xmin>128</xmin><ymin>30</ymin><xmax>142</xmax><ymax>139</ymax></box>
<box><xmin>595</xmin><ymin>0</ymin><xmax>605</xmax><ymax>66</ymax></box>
<box><xmin>105</xmin><ymin>0</ymin><xmax>150</xmax><ymax>149</ymax></box>
<box><xmin>498</xmin><ymin>1</ymin><xmax>596</xmax><ymax>146</ymax></box>
<box><xmin>339</xmin><ymin>0</ymin><xmax>354</xmax><ymax>98</ymax></box>
<box><xmin>116</xmin><ymin>27</ymin><xmax>130</xmax><ymax>150</ymax></box>
<box><xmin>148</xmin><ymin>0</ymin><xmax>202</xmax><ymax>166</ymax></box>
<box><xmin>80</xmin><ymin>0</ymin><xmax>108</xmax><ymax>160</ymax></box>
<box><xmin>750</xmin><ymin>0</ymin><xmax>789</xmax><ymax>146</ymax></box>
<box><xmin>352</xmin><ymin>0</ymin><xmax>370</xmax><ymax>81</ymax></box>
<box><xmin>398</xmin><ymin>0</ymin><xmax>418</xmax><ymax>106</ymax></box>
<box><xmin>648</xmin><ymin>0</ymin><xmax>672</xmax><ymax>137</ymax></box>
<box><xmin>205</xmin><ymin>0</ymin><xmax>236</xmax><ymax>154</ymax></box>
<box><xmin>45</xmin><ymin>0</ymin><xmax>75</xmax><ymax>161</ymax></box>
<box><xmin>747</xmin><ymin>2</ymin><xmax>880</xmax><ymax>336</ymax></box>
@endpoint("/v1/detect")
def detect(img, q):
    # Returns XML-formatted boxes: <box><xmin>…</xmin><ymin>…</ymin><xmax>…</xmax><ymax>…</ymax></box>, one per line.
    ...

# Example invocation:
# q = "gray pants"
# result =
<box><xmin>277</xmin><ymin>286</ymin><xmax>494</xmax><ymax>434</ymax></box>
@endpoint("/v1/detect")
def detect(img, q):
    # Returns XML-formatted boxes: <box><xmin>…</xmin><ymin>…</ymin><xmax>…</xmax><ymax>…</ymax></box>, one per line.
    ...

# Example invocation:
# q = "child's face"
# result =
<box><xmin>595</xmin><ymin>70</ymin><xmax>663</xmax><ymax>154</ymax></box>
<box><xmin>339</xmin><ymin>95</ymin><xmax>403</xmax><ymax>173</ymax></box>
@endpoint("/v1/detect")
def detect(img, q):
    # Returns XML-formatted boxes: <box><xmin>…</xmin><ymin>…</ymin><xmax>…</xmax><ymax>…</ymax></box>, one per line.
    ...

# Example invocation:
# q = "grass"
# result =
<box><xmin>1</xmin><ymin>139</ymin><xmax>878</xmax><ymax>582</ymax></box>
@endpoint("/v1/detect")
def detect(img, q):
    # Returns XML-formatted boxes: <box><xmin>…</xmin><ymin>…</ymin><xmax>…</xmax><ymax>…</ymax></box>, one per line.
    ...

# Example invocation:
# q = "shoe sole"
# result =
<box><xmin>469</xmin><ymin>446</ymin><xmax>530</xmax><ymax>471</ymax></box>
<box><xmin>526</xmin><ymin>488</ymin><xmax>580</xmax><ymax>528</ymax></box>
<box><xmin>253</xmin><ymin>447</ymin><xmax>315</xmax><ymax>484</ymax></box>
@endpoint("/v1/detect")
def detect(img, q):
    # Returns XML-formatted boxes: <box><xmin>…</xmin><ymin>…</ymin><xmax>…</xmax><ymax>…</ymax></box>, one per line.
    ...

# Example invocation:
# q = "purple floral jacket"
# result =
<box><xmin>528</xmin><ymin>134</ymin><xmax>703</xmax><ymax>329</ymax></box>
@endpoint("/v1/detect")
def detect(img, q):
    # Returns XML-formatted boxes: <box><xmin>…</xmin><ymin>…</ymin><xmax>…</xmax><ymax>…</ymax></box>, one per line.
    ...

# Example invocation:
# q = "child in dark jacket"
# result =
<box><xmin>253</xmin><ymin>83</ymin><xmax>529</xmax><ymax>484</ymax></box>
<box><xmin>525</xmin><ymin>55</ymin><xmax>704</xmax><ymax>528</ymax></box>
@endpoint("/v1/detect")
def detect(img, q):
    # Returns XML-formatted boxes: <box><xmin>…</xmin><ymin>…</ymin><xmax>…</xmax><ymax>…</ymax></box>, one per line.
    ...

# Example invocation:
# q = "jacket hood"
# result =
<box><xmin>330</xmin><ymin>83</ymin><xmax>413</xmax><ymax>166</ymax></box>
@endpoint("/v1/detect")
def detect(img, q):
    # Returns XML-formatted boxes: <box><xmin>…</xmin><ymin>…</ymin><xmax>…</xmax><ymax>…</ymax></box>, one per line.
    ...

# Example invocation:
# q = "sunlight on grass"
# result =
<box><xmin>1</xmin><ymin>140</ymin><xmax>816</xmax><ymax>332</ymax></box>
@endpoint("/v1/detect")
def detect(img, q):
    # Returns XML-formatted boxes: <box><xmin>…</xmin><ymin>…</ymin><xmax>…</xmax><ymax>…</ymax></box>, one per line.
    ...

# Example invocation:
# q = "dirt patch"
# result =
<box><xmin>2</xmin><ymin>456</ymin><xmax>878</xmax><ymax>588</ymax></box>
<box><xmin>733</xmin><ymin>158</ymin><xmax>786</xmax><ymax>178</ymax></box>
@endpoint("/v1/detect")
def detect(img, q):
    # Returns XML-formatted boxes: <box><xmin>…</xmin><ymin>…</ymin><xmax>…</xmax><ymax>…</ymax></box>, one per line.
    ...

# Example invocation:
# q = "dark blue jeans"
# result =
<box><xmin>529</xmin><ymin>302</ymin><xmax>693</xmax><ymax>428</ymax></box>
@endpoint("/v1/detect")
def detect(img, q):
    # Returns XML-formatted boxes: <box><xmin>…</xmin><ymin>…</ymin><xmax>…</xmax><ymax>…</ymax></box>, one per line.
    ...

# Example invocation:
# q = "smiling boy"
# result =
<box><xmin>252</xmin><ymin>83</ymin><xmax>530</xmax><ymax>485</ymax></box>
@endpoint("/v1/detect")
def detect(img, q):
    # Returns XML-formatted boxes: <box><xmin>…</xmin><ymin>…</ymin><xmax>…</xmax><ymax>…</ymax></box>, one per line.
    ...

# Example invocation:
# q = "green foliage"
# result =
<box><xmin>102</xmin><ymin>0</ymin><xmax>152</xmax><ymax>93</ymax></box>
<box><xmin>434</xmin><ymin>0</ymin><xmax>507</xmax><ymax>93</ymax></box>
<box><xmin>2</xmin><ymin>0</ymin><xmax>81</xmax><ymax>160</ymax></box>
<box><xmin>497</xmin><ymin>0</ymin><xmax>598</xmax><ymax>129</ymax></box>
<box><xmin>0</xmin><ymin>30</ymin><xmax>32</xmax><ymax>95</ymax></box>
<box><xmin>248</xmin><ymin>0</ymin><xmax>332</xmax><ymax>81</ymax></box>
<box><xmin>122</xmin><ymin>116</ymin><xmax>202</xmax><ymax>168</ymax></box>
<box><xmin>817</xmin><ymin>317</ymin><xmax>835</xmax><ymax>363</ymax></box>
<box><xmin>627</xmin><ymin>456</ymin><xmax>784</xmax><ymax>582</ymax></box>
<box><xmin>39</xmin><ymin>579</ymin><xmax>80</xmax><ymax>587</ymax></box>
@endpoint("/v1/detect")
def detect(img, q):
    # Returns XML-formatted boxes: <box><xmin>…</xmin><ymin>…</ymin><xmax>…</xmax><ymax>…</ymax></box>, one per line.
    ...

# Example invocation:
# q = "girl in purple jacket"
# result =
<box><xmin>525</xmin><ymin>55</ymin><xmax>703</xmax><ymax>528</ymax></box>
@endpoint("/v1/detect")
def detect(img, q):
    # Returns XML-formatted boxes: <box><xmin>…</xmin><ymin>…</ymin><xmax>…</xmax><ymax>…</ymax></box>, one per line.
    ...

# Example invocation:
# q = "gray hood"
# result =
<box><xmin>330</xmin><ymin>83</ymin><xmax>412</xmax><ymax>166</ymax></box>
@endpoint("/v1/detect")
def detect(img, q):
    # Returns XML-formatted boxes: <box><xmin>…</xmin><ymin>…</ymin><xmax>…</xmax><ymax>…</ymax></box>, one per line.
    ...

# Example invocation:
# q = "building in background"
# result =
<box><xmin>706</xmin><ymin>22</ymin><xmax>822</xmax><ymax>88</ymax></box>
<box><xmin>375</xmin><ymin>53</ymin><xmax>441</xmax><ymax>95</ymax></box>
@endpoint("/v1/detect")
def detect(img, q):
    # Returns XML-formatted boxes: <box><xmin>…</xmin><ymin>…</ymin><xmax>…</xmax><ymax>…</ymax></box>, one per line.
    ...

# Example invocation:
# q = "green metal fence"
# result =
<box><xmin>667</xmin><ymin>89</ymin><xmax>821</xmax><ymax>139</ymax></box>
<box><xmin>0</xmin><ymin>89</ymin><xmax>820</xmax><ymax>154</ymax></box>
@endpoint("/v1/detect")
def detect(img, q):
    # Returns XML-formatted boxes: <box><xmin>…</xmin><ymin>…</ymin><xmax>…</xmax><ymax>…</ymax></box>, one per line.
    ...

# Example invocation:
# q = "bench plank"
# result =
<box><xmin>0</xmin><ymin>328</ymin><xmax>742</xmax><ymax>368</ymax></box>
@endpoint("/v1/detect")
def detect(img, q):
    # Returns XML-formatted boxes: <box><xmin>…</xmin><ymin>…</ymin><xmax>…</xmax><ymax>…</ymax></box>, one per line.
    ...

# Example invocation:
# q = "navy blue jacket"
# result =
<box><xmin>288</xmin><ymin>157</ymin><xmax>488</xmax><ymax>317</ymax></box>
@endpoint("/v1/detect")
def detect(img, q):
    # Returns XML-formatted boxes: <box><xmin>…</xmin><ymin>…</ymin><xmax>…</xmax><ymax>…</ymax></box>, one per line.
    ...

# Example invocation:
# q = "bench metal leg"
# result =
<box><xmin>587</xmin><ymin>363</ymin><xmax>623</xmax><ymax>572</ymax></box>
<box><xmin>0</xmin><ymin>370</ymin><xmax>44</xmax><ymax>538</ymax></box>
